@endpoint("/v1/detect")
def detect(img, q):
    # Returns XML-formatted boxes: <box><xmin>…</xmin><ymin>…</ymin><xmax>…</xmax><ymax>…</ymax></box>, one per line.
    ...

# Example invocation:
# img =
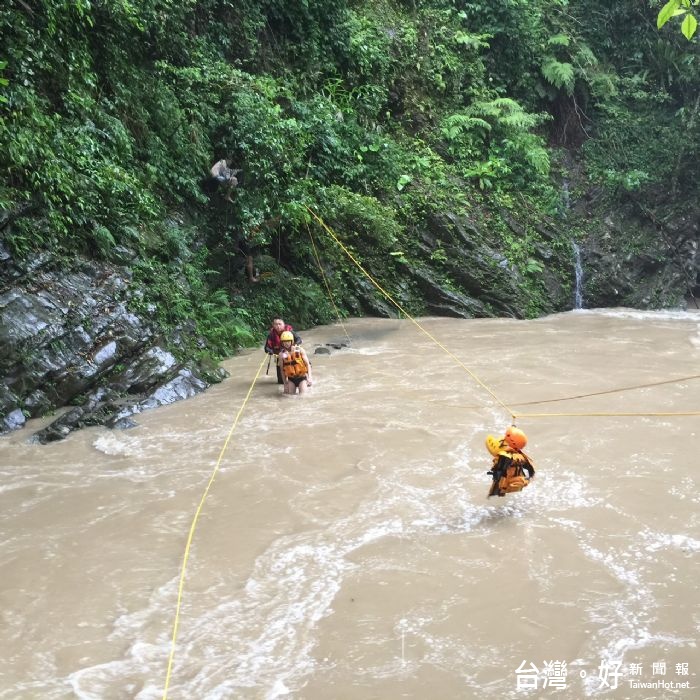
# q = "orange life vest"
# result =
<box><xmin>281</xmin><ymin>348</ymin><xmax>308</xmax><ymax>379</ymax></box>
<box><xmin>496</xmin><ymin>457</ymin><xmax>531</xmax><ymax>494</ymax></box>
<box><xmin>487</xmin><ymin>441</ymin><xmax>535</xmax><ymax>497</ymax></box>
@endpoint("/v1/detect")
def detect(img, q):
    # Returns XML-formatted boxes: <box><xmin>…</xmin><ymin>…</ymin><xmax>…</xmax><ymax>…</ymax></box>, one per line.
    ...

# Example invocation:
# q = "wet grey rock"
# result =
<box><xmin>317</xmin><ymin>209</ymin><xmax>571</xmax><ymax>320</ymax></box>
<box><xmin>116</xmin><ymin>346</ymin><xmax>178</xmax><ymax>394</ymax></box>
<box><xmin>3</xmin><ymin>408</ymin><xmax>26</xmax><ymax>431</ymax></box>
<box><xmin>105</xmin><ymin>366</ymin><xmax>209</xmax><ymax>429</ymax></box>
<box><xmin>416</xmin><ymin>214</ymin><xmax>535</xmax><ymax>317</ymax></box>
<box><xmin>34</xmin><ymin>407</ymin><xmax>86</xmax><ymax>443</ymax></box>
<box><xmin>412</xmin><ymin>263</ymin><xmax>491</xmax><ymax>318</ymax></box>
<box><xmin>149</xmin><ymin>368</ymin><xmax>207</xmax><ymax>405</ymax></box>
<box><xmin>314</xmin><ymin>346</ymin><xmax>331</xmax><ymax>355</ymax></box>
<box><xmin>349</xmin><ymin>276</ymin><xmax>397</xmax><ymax>317</ymax></box>
<box><xmin>0</xmin><ymin>252</ymin><xmax>222</xmax><ymax>442</ymax></box>
<box><xmin>110</xmin><ymin>416</ymin><xmax>139</xmax><ymax>430</ymax></box>
<box><xmin>579</xmin><ymin>205</ymin><xmax>698</xmax><ymax>309</ymax></box>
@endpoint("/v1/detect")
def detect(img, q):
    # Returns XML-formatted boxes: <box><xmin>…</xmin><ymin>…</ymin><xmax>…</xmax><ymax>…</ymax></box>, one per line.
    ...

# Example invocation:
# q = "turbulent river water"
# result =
<box><xmin>1</xmin><ymin>310</ymin><xmax>699</xmax><ymax>700</ymax></box>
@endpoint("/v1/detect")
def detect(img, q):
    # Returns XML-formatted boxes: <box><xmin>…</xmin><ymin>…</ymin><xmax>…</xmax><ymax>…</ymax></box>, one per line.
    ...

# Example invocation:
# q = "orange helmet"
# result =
<box><xmin>504</xmin><ymin>426</ymin><xmax>527</xmax><ymax>450</ymax></box>
<box><xmin>280</xmin><ymin>331</ymin><xmax>294</xmax><ymax>342</ymax></box>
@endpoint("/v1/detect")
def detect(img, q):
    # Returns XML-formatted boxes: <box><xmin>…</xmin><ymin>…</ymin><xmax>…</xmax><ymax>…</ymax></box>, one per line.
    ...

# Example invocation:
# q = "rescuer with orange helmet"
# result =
<box><xmin>484</xmin><ymin>426</ymin><xmax>536</xmax><ymax>498</ymax></box>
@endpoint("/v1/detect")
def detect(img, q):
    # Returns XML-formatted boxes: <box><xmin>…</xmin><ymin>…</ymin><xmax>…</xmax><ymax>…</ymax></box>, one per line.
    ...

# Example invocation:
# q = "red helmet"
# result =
<box><xmin>504</xmin><ymin>426</ymin><xmax>527</xmax><ymax>450</ymax></box>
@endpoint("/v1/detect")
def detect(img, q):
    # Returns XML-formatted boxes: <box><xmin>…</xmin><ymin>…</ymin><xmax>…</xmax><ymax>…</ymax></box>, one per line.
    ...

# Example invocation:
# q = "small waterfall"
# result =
<box><xmin>573</xmin><ymin>242</ymin><xmax>584</xmax><ymax>310</ymax></box>
<box><xmin>563</xmin><ymin>180</ymin><xmax>583</xmax><ymax>310</ymax></box>
<box><xmin>561</xmin><ymin>179</ymin><xmax>570</xmax><ymax>216</ymax></box>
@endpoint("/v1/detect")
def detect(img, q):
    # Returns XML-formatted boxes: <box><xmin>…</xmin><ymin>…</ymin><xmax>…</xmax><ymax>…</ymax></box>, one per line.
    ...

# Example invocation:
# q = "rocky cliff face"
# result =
<box><xmin>409</xmin><ymin>212</ymin><xmax>574</xmax><ymax>318</ymax></box>
<box><xmin>0</xmin><ymin>243</ymin><xmax>226</xmax><ymax>442</ymax></box>
<box><xmin>572</xmin><ymin>198</ymin><xmax>699</xmax><ymax>310</ymax></box>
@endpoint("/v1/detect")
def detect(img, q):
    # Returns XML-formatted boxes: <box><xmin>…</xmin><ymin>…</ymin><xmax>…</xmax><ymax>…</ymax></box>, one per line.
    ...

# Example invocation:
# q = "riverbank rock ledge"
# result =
<box><xmin>0</xmin><ymin>251</ymin><xmax>226</xmax><ymax>443</ymax></box>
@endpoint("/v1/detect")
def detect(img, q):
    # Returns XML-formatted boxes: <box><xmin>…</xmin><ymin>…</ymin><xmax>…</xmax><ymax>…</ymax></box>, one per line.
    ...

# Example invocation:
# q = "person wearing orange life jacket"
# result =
<box><xmin>277</xmin><ymin>331</ymin><xmax>313</xmax><ymax>395</ymax></box>
<box><xmin>485</xmin><ymin>426</ymin><xmax>535</xmax><ymax>498</ymax></box>
<box><xmin>264</xmin><ymin>317</ymin><xmax>302</xmax><ymax>384</ymax></box>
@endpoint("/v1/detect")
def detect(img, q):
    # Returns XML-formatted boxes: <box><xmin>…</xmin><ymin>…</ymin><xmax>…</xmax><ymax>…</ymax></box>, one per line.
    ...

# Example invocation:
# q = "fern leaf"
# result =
<box><xmin>441</xmin><ymin>114</ymin><xmax>492</xmax><ymax>141</ymax></box>
<box><xmin>467</xmin><ymin>100</ymin><xmax>501</xmax><ymax>119</ymax></box>
<box><xmin>541</xmin><ymin>58</ymin><xmax>575</xmax><ymax>93</ymax></box>
<box><xmin>500</xmin><ymin>113</ymin><xmax>538</xmax><ymax>130</ymax></box>
<box><xmin>547</xmin><ymin>33</ymin><xmax>570</xmax><ymax>47</ymax></box>
<box><xmin>575</xmin><ymin>43</ymin><xmax>598</xmax><ymax>68</ymax></box>
<box><xmin>525</xmin><ymin>147</ymin><xmax>550</xmax><ymax>175</ymax></box>
<box><xmin>490</xmin><ymin>97</ymin><xmax>522</xmax><ymax>113</ymax></box>
<box><xmin>454</xmin><ymin>31</ymin><xmax>491</xmax><ymax>50</ymax></box>
<box><xmin>465</xmin><ymin>117</ymin><xmax>492</xmax><ymax>133</ymax></box>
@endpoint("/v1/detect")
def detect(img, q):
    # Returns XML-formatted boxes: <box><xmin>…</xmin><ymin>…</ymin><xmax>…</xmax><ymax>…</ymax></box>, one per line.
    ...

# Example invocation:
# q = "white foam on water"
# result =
<box><xmin>579</xmin><ymin>628</ymin><xmax>695</xmax><ymax>698</ymax></box>
<box><xmin>92</xmin><ymin>432</ymin><xmax>141</xmax><ymax>457</ymax></box>
<box><xmin>668</xmin><ymin>477</ymin><xmax>700</xmax><ymax>503</ymax></box>
<box><xmin>577</xmin><ymin>307</ymin><xmax>700</xmax><ymax>322</ymax></box>
<box><xmin>641</xmin><ymin>530</ymin><xmax>700</xmax><ymax>554</ymax></box>
<box><xmin>559</xmin><ymin>520</ymin><xmax>698</xmax><ymax>698</ymax></box>
<box><xmin>64</xmin><ymin>505</ymin><xmax>411</xmax><ymax>698</ymax></box>
<box><xmin>343</xmin><ymin>345</ymin><xmax>398</xmax><ymax>356</ymax></box>
<box><xmin>166</xmin><ymin>429</ymin><xmax>533</xmax><ymax>696</ymax></box>
<box><xmin>67</xmin><ymin>577</ymin><xmax>180</xmax><ymax>699</ymax></box>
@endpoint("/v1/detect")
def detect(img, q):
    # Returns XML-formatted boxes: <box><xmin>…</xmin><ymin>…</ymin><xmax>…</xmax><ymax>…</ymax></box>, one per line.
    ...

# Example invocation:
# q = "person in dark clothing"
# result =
<box><xmin>237</xmin><ymin>235</ymin><xmax>259</xmax><ymax>283</ymax></box>
<box><xmin>264</xmin><ymin>317</ymin><xmax>302</xmax><ymax>384</ymax></box>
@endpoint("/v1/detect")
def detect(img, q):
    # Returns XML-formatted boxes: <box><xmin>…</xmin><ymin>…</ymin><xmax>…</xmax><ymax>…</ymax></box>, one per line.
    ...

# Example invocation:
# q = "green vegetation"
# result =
<box><xmin>1</xmin><ymin>0</ymin><xmax>698</xmax><ymax>361</ymax></box>
<box><xmin>658</xmin><ymin>0</ymin><xmax>699</xmax><ymax>40</ymax></box>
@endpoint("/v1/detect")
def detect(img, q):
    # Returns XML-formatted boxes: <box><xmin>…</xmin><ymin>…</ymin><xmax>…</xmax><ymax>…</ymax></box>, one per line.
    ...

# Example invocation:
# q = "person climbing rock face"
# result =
<box><xmin>210</xmin><ymin>159</ymin><xmax>240</xmax><ymax>202</ymax></box>
<box><xmin>278</xmin><ymin>331</ymin><xmax>313</xmax><ymax>395</ymax></box>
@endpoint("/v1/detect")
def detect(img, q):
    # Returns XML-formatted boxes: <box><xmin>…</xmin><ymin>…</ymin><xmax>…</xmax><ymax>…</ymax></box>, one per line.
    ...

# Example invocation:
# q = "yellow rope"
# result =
<box><xmin>514</xmin><ymin>410</ymin><xmax>700</xmax><ymax>418</ymax></box>
<box><xmin>162</xmin><ymin>354</ymin><xmax>267</xmax><ymax>700</ymax></box>
<box><xmin>511</xmin><ymin>374</ymin><xmax>700</xmax><ymax>417</ymax></box>
<box><xmin>439</xmin><ymin>374</ymin><xmax>700</xmax><ymax>411</ymax></box>
<box><xmin>305</xmin><ymin>205</ymin><xmax>515</xmax><ymax>421</ymax></box>
<box><xmin>509</xmin><ymin>374</ymin><xmax>700</xmax><ymax>408</ymax></box>
<box><xmin>306</xmin><ymin>221</ymin><xmax>351</xmax><ymax>344</ymax></box>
